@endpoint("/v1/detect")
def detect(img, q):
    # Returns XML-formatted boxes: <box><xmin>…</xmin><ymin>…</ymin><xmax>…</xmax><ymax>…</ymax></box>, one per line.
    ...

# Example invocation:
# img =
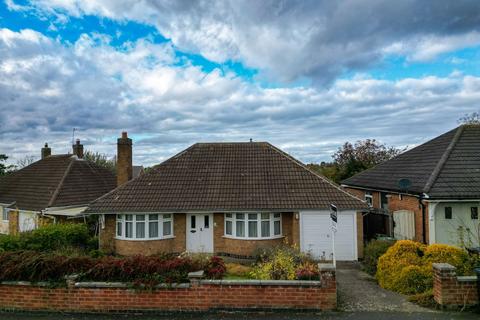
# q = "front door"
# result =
<box><xmin>186</xmin><ymin>213</ymin><xmax>214</xmax><ymax>252</ymax></box>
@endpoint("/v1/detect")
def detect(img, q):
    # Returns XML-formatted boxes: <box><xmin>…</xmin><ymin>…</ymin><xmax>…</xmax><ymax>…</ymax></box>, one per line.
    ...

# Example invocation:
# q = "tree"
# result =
<box><xmin>0</xmin><ymin>154</ymin><xmax>16</xmax><ymax>176</ymax></box>
<box><xmin>458</xmin><ymin>112</ymin><xmax>480</xmax><ymax>125</ymax></box>
<box><xmin>16</xmin><ymin>155</ymin><xmax>36</xmax><ymax>169</ymax></box>
<box><xmin>332</xmin><ymin>139</ymin><xmax>404</xmax><ymax>182</ymax></box>
<box><xmin>83</xmin><ymin>150</ymin><xmax>116</xmax><ymax>173</ymax></box>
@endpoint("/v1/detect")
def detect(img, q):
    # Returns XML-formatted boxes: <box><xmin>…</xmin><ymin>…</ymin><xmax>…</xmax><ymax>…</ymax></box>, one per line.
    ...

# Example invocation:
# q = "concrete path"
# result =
<box><xmin>336</xmin><ymin>262</ymin><xmax>433</xmax><ymax>312</ymax></box>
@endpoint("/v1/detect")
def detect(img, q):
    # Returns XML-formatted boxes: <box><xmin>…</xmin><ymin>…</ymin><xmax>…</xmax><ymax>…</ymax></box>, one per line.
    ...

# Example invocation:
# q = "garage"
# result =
<box><xmin>300</xmin><ymin>210</ymin><xmax>358</xmax><ymax>261</ymax></box>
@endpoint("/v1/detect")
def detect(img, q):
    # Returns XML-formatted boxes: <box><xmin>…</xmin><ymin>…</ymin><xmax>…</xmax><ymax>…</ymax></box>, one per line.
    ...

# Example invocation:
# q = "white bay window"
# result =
<box><xmin>225</xmin><ymin>213</ymin><xmax>282</xmax><ymax>239</ymax></box>
<box><xmin>116</xmin><ymin>214</ymin><xmax>173</xmax><ymax>240</ymax></box>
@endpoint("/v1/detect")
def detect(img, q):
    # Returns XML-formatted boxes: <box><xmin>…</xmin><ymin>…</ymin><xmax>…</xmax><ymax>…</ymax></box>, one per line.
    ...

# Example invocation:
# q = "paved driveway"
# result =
<box><xmin>336</xmin><ymin>262</ymin><xmax>433</xmax><ymax>312</ymax></box>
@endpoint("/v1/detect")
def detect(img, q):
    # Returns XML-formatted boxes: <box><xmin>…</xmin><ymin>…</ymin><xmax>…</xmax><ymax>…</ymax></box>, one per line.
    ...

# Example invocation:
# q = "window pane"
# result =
<box><xmin>163</xmin><ymin>214</ymin><xmax>172</xmax><ymax>219</ymax></box>
<box><xmin>149</xmin><ymin>221</ymin><xmax>159</xmax><ymax>238</ymax></box>
<box><xmin>274</xmin><ymin>213</ymin><xmax>281</xmax><ymax>218</ymax></box>
<box><xmin>274</xmin><ymin>220</ymin><xmax>281</xmax><ymax>235</ymax></box>
<box><xmin>2</xmin><ymin>209</ymin><xmax>9</xmax><ymax>221</ymax></box>
<box><xmin>125</xmin><ymin>214</ymin><xmax>133</xmax><ymax>222</ymax></box>
<box><xmin>261</xmin><ymin>213</ymin><xmax>269</xmax><ymax>220</ymax></box>
<box><xmin>116</xmin><ymin>222</ymin><xmax>122</xmax><ymax>236</ymax></box>
<box><xmin>163</xmin><ymin>221</ymin><xmax>172</xmax><ymax>236</ymax></box>
<box><xmin>125</xmin><ymin>222</ymin><xmax>133</xmax><ymax>238</ymax></box>
<box><xmin>136</xmin><ymin>214</ymin><xmax>145</xmax><ymax>221</ymax></box>
<box><xmin>117</xmin><ymin>214</ymin><xmax>123</xmax><ymax>220</ymax></box>
<box><xmin>261</xmin><ymin>221</ymin><xmax>270</xmax><ymax>237</ymax></box>
<box><xmin>226</xmin><ymin>213</ymin><xmax>233</xmax><ymax>218</ymax></box>
<box><xmin>236</xmin><ymin>220</ymin><xmax>245</xmax><ymax>237</ymax></box>
<box><xmin>191</xmin><ymin>215</ymin><xmax>196</xmax><ymax>228</ymax></box>
<box><xmin>149</xmin><ymin>214</ymin><xmax>158</xmax><ymax>221</ymax></box>
<box><xmin>236</xmin><ymin>213</ymin><xmax>245</xmax><ymax>220</ymax></box>
<box><xmin>248</xmin><ymin>221</ymin><xmax>258</xmax><ymax>237</ymax></box>
<box><xmin>445</xmin><ymin>207</ymin><xmax>452</xmax><ymax>219</ymax></box>
<box><xmin>470</xmin><ymin>207</ymin><xmax>478</xmax><ymax>220</ymax></box>
<box><xmin>204</xmin><ymin>215</ymin><xmax>210</xmax><ymax>228</ymax></box>
<box><xmin>248</xmin><ymin>213</ymin><xmax>258</xmax><ymax>220</ymax></box>
<box><xmin>226</xmin><ymin>220</ymin><xmax>232</xmax><ymax>235</ymax></box>
<box><xmin>136</xmin><ymin>222</ymin><xmax>145</xmax><ymax>238</ymax></box>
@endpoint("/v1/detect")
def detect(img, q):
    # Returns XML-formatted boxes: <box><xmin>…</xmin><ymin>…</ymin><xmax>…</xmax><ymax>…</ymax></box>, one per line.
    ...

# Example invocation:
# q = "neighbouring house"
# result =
<box><xmin>342</xmin><ymin>124</ymin><xmax>480</xmax><ymax>248</ymax></box>
<box><xmin>86</xmin><ymin>134</ymin><xmax>367</xmax><ymax>260</ymax></box>
<box><xmin>0</xmin><ymin>140</ymin><xmax>116</xmax><ymax>234</ymax></box>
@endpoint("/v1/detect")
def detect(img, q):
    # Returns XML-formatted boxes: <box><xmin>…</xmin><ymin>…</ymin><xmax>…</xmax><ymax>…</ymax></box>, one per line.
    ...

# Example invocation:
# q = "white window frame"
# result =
<box><xmin>365</xmin><ymin>191</ymin><xmax>373</xmax><ymax>207</ymax></box>
<box><xmin>115</xmin><ymin>213</ymin><xmax>174</xmax><ymax>241</ymax></box>
<box><xmin>2</xmin><ymin>207</ymin><xmax>9</xmax><ymax>222</ymax></box>
<box><xmin>224</xmin><ymin>213</ymin><xmax>282</xmax><ymax>240</ymax></box>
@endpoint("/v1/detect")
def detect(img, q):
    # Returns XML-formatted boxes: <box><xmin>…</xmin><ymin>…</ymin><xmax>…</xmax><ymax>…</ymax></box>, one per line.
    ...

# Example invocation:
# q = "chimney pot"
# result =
<box><xmin>72</xmin><ymin>139</ymin><xmax>84</xmax><ymax>158</ymax></box>
<box><xmin>117</xmin><ymin>131</ymin><xmax>133</xmax><ymax>186</ymax></box>
<box><xmin>41</xmin><ymin>143</ymin><xmax>51</xmax><ymax>159</ymax></box>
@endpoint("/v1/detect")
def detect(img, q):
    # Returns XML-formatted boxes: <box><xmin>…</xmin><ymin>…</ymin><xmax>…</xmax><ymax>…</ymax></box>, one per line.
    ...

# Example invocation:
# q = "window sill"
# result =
<box><xmin>222</xmin><ymin>235</ymin><xmax>284</xmax><ymax>241</ymax></box>
<box><xmin>115</xmin><ymin>236</ymin><xmax>176</xmax><ymax>242</ymax></box>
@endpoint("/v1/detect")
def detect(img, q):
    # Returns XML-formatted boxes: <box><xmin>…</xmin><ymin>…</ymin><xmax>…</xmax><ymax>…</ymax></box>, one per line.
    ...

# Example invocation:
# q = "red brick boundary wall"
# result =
<box><xmin>0</xmin><ymin>265</ymin><xmax>336</xmax><ymax>313</ymax></box>
<box><xmin>433</xmin><ymin>263</ymin><xmax>478</xmax><ymax>307</ymax></box>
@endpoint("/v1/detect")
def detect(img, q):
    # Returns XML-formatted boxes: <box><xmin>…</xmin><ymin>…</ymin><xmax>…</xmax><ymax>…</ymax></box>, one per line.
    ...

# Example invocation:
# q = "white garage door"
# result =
<box><xmin>300</xmin><ymin>210</ymin><xmax>357</xmax><ymax>261</ymax></box>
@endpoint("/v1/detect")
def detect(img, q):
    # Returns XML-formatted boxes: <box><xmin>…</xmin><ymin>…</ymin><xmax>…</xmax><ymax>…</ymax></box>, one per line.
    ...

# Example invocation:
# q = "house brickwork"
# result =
<box><xmin>345</xmin><ymin>187</ymin><xmax>428</xmax><ymax>243</ymax></box>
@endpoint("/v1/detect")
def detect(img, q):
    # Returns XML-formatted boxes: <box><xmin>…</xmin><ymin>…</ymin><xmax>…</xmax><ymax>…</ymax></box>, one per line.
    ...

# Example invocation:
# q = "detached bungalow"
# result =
<box><xmin>87</xmin><ymin>134</ymin><xmax>366</xmax><ymax>260</ymax></box>
<box><xmin>342</xmin><ymin>124</ymin><xmax>480</xmax><ymax>248</ymax></box>
<box><xmin>0</xmin><ymin>140</ymin><xmax>116</xmax><ymax>234</ymax></box>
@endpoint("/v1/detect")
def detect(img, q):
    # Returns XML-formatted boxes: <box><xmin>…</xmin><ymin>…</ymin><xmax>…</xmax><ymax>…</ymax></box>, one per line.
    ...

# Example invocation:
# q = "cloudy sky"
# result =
<box><xmin>1</xmin><ymin>0</ymin><xmax>480</xmax><ymax>167</ymax></box>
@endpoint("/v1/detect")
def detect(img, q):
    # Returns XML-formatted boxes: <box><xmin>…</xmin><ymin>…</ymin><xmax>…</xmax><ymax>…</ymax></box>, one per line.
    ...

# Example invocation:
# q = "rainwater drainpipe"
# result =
<box><xmin>419</xmin><ymin>195</ymin><xmax>426</xmax><ymax>244</ymax></box>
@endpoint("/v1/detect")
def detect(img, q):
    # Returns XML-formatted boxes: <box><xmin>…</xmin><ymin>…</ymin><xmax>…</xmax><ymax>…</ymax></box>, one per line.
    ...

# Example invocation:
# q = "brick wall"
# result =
<box><xmin>356</xmin><ymin>212</ymin><xmax>364</xmax><ymax>259</ymax></box>
<box><xmin>8</xmin><ymin>209</ymin><xmax>18</xmax><ymax>235</ymax></box>
<box><xmin>0</xmin><ymin>266</ymin><xmax>337</xmax><ymax>312</ymax></box>
<box><xmin>433</xmin><ymin>263</ymin><xmax>478</xmax><ymax>307</ymax></box>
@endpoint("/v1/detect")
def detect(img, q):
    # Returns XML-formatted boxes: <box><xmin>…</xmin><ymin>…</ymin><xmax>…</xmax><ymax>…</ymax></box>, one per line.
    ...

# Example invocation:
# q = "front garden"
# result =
<box><xmin>0</xmin><ymin>224</ymin><xmax>321</xmax><ymax>286</ymax></box>
<box><xmin>363</xmin><ymin>239</ymin><xmax>480</xmax><ymax>307</ymax></box>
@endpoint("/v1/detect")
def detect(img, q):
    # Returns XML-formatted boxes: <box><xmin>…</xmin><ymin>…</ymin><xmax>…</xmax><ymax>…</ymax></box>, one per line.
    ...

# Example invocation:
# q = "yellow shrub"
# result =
<box><xmin>376</xmin><ymin>240</ymin><xmax>425</xmax><ymax>290</ymax></box>
<box><xmin>423</xmin><ymin>244</ymin><xmax>469</xmax><ymax>275</ymax></box>
<box><xmin>376</xmin><ymin>241</ymin><xmax>476</xmax><ymax>295</ymax></box>
<box><xmin>250</xmin><ymin>247</ymin><xmax>296</xmax><ymax>280</ymax></box>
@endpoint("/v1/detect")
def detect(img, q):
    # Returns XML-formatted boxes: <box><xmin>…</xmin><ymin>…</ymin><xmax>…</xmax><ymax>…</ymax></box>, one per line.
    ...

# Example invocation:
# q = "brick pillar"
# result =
<box><xmin>318</xmin><ymin>263</ymin><xmax>337</xmax><ymax>310</ymax></box>
<box><xmin>8</xmin><ymin>209</ymin><xmax>19</xmax><ymax>235</ymax></box>
<box><xmin>291</xmin><ymin>212</ymin><xmax>300</xmax><ymax>246</ymax></box>
<box><xmin>116</xmin><ymin>132</ymin><xmax>132</xmax><ymax>186</ymax></box>
<box><xmin>433</xmin><ymin>263</ymin><xmax>457</xmax><ymax>306</ymax></box>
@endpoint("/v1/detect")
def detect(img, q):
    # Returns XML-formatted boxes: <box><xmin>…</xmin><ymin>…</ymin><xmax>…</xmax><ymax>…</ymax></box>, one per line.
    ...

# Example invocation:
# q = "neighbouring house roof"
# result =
<box><xmin>342</xmin><ymin>124</ymin><xmax>480</xmax><ymax>200</ymax></box>
<box><xmin>132</xmin><ymin>165</ymin><xmax>144</xmax><ymax>178</ymax></box>
<box><xmin>86</xmin><ymin>142</ymin><xmax>366</xmax><ymax>213</ymax></box>
<box><xmin>0</xmin><ymin>155</ymin><xmax>116</xmax><ymax>211</ymax></box>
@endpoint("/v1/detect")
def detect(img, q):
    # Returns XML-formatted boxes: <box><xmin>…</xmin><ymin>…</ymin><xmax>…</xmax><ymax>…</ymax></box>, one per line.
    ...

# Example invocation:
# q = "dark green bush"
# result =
<box><xmin>0</xmin><ymin>223</ymin><xmax>92</xmax><ymax>252</ymax></box>
<box><xmin>363</xmin><ymin>239</ymin><xmax>396</xmax><ymax>275</ymax></box>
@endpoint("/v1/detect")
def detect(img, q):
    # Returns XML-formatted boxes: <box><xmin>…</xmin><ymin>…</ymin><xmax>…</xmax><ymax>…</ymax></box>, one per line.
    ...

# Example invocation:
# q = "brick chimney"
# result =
<box><xmin>41</xmin><ymin>143</ymin><xmax>51</xmax><ymax>159</ymax></box>
<box><xmin>72</xmin><ymin>139</ymin><xmax>84</xmax><ymax>158</ymax></box>
<box><xmin>117</xmin><ymin>131</ymin><xmax>132</xmax><ymax>186</ymax></box>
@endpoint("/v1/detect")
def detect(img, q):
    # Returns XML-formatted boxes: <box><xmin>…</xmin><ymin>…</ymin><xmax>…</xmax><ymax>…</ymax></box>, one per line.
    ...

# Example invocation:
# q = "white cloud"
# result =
<box><xmin>7</xmin><ymin>0</ymin><xmax>480</xmax><ymax>84</ymax></box>
<box><xmin>0</xmin><ymin>27</ymin><xmax>479</xmax><ymax>167</ymax></box>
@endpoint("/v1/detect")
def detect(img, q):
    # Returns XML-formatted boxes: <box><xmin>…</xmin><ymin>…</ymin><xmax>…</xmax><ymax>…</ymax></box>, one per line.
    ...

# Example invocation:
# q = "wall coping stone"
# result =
<box><xmin>199</xmin><ymin>279</ymin><xmax>322</xmax><ymax>286</ymax></box>
<box><xmin>432</xmin><ymin>263</ymin><xmax>456</xmax><ymax>271</ymax></box>
<box><xmin>318</xmin><ymin>263</ymin><xmax>335</xmax><ymax>272</ymax></box>
<box><xmin>187</xmin><ymin>270</ymin><xmax>204</xmax><ymax>279</ymax></box>
<box><xmin>1</xmin><ymin>281</ymin><xmax>51</xmax><ymax>287</ymax></box>
<box><xmin>74</xmin><ymin>282</ymin><xmax>190</xmax><ymax>289</ymax></box>
<box><xmin>457</xmin><ymin>275</ymin><xmax>477</xmax><ymax>282</ymax></box>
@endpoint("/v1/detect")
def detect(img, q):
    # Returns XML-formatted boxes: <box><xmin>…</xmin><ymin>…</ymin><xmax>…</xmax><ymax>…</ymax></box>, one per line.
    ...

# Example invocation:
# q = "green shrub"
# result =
<box><xmin>0</xmin><ymin>223</ymin><xmax>92</xmax><ymax>252</ymax></box>
<box><xmin>363</xmin><ymin>239</ymin><xmax>396</xmax><ymax>275</ymax></box>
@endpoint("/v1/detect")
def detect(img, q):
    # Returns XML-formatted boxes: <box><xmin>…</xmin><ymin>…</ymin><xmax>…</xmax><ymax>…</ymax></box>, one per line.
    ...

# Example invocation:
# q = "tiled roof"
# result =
<box><xmin>342</xmin><ymin>125</ymin><xmax>480</xmax><ymax>199</ymax></box>
<box><xmin>0</xmin><ymin>155</ymin><xmax>116</xmax><ymax>211</ymax></box>
<box><xmin>86</xmin><ymin>142</ymin><xmax>366</xmax><ymax>213</ymax></box>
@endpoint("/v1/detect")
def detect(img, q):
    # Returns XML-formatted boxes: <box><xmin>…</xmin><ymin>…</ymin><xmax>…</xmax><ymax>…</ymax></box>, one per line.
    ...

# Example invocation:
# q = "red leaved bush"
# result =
<box><xmin>0</xmin><ymin>251</ymin><xmax>226</xmax><ymax>284</ymax></box>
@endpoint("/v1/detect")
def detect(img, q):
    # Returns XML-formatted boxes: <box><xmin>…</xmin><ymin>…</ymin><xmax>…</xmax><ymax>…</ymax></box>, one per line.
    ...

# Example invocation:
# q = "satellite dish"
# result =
<box><xmin>398</xmin><ymin>178</ymin><xmax>412</xmax><ymax>191</ymax></box>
